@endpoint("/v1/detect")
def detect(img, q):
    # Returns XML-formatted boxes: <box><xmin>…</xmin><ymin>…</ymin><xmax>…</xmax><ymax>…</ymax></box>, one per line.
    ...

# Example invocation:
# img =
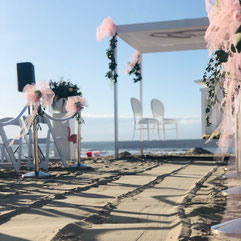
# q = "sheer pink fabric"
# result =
<box><xmin>65</xmin><ymin>96</ymin><xmax>87</xmax><ymax>115</ymax></box>
<box><xmin>24</xmin><ymin>82</ymin><xmax>55</xmax><ymax>108</ymax></box>
<box><xmin>205</xmin><ymin>0</ymin><xmax>241</xmax><ymax>152</ymax></box>
<box><xmin>126</xmin><ymin>50</ymin><xmax>141</xmax><ymax>74</ymax></box>
<box><xmin>9</xmin><ymin>82</ymin><xmax>54</xmax><ymax>146</ymax></box>
<box><xmin>205</xmin><ymin>0</ymin><xmax>241</xmax><ymax>53</ymax></box>
<box><xmin>96</xmin><ymin>17</ymin><xmax>116</xmax><ymax>41</ymax></box>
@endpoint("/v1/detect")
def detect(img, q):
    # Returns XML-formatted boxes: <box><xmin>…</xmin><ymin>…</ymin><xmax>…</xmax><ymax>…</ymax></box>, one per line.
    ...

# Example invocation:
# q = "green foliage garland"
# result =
<box><xmin>105</xmin><ymin>34</ymin><xmax>118</xmax><ymax>83</ymax></box>
<box><xmin>128</xmin><ymin>61</ymin><xmax>142</xmax><ymax>83</ymax></box>
<box><xmin>203</xmin><ymin>50</ymin><xmax>227</xmax><ymax>126</ymax></box>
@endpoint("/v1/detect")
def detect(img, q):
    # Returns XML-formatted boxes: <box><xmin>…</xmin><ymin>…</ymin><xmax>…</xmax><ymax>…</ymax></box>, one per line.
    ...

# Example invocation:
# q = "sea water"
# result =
<box><xmin>2</xmin><ymin>141</ymin><xmax>221</xmax><ymax>160</ymax></box>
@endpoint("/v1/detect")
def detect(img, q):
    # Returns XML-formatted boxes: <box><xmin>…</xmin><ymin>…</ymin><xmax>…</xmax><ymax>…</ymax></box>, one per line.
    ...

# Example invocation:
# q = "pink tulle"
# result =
<box><xmin>23</xmin><ymin>82</ymin><xmax>55</xmax><ymax>108</ymax></box>
<box><xmin>207</xmin><ymin>56</ymin><xmax>241</xmax><ymax>152</ymax></box>
<box><xmin>205</xmin><ymin>0</ymin><xmax>241</xmax><ymax>53</ymax></box>
<box><xmin>205</xmin><ymin>0</ymin><xmax>241</xmax><ymax>152</ymax></box>
<box><xmin>96</xmin><ymin>17</ymin><xmax>116</xmax><ymax>41</ymax></box>
<box><xmin>126</xmin><ymin>50</ymin><xmax>141</xmax><ymax>74</ymax></box>
<box><xmin>65</xmin><ymin>96</ymin><xmax>87</xmax><ymax>114</ymax></box>
<box><xmin>9</xmin><ymin>82</ymin><xmax>54</xmax><ymax>147</ymax></box>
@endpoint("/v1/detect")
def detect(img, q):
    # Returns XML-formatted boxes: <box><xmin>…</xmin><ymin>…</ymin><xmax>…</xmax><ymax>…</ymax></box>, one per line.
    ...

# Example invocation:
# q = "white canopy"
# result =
<box><xmin>113</xmin><ymin>17</ymin><xmax>209</xmax><ymax>158</ymax></box>
<box><xmin>116</xmin><ymin>17</ymin><xmax>209</xmax><ymax>53</ymax></box>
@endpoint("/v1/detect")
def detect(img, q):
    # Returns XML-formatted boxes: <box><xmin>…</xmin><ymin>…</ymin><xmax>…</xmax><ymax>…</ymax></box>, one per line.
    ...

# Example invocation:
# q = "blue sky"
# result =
<box><xmin>0</xmin><ymin>0</ymin><xmax>208</xmax><ymax>141</ymax></box>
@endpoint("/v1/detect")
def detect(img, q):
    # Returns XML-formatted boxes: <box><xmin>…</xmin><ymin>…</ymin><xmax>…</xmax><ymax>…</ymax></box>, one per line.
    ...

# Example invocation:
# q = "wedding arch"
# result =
<box><xmin>97</xmin><ymin>17</ymin><xmax>217</xmax><ymax>158</ymax></box>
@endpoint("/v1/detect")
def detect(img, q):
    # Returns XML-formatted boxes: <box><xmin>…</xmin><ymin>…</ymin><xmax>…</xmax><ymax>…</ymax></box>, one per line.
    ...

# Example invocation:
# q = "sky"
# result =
<box><xmin>0</xmin><ymin>0</ymin><xmax>209</xmax><ymax>142</ymax></box>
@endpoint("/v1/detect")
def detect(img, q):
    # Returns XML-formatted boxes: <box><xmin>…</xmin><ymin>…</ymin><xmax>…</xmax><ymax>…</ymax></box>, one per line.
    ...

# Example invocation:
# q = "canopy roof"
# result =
<box><xmin>116</xmin><ymin>17</ymin><xmax>209</xmax><ymax>53</ymax></box>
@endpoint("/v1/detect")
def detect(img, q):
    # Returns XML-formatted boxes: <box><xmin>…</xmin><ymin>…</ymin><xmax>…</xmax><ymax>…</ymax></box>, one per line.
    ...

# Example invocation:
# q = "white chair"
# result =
<box><xmin>0</xmin><ymin>117</ymin><xmax>24</xmax><ymax>169</ymax></box>
<box><xmin>24</xmin><ymin>115</ymin><xmax>67</xmax><ymax>170</ymax></box>
<box><xmin>151</xmin><ymin>99</ymin><xmax>178</xmax><ymax>140</ymax></box>
<box><xmin>0</xmin><ymin>106</ymin><xmax>29</xmax><ymax>172</ymax></box>
<box><xmin>131</xmin><ymin>97</ymin><xmax>159</xmax><ymax>140</ymax></box>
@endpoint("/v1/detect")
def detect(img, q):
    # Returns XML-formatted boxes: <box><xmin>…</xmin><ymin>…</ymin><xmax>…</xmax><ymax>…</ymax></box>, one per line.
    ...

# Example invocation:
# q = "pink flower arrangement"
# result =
<box><xmin>23</xmin><ymin>82</ymin><xmax>55</xmax><ymax>108</ymax></box>
<box><xmin>126</xmin><ymin>50</ymin><xmax>141</xmax><ymax>73</ymax></box>
<box><xmin>205</xmin><ymin>0</ymin><xmax>241</xmax><ymax>152</ymax></box>
<box><xmin>65</xmin><ymin>96</ymin><xmax>87</xmax><ymax>114</ymax></box>
<box><xmin>9</xmin><ymin>82</ymin><xmax>55</xmax><ymax>147</ymax></box>
<box><xmin>96</xmin><ymin>17</ymin><xmax>116</xmax><ymax>41</ymax></box>
<box><xmin>205</xmin><ymin>0</ymin><xmax>241</xmax><ymax>53</ymax></box>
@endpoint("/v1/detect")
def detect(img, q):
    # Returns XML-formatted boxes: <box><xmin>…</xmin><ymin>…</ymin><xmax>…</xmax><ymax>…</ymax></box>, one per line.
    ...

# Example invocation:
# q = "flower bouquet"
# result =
<box><xmin>49</xmin><ymin>79</ymin><xmax>82</xmax><ymax>112</ymax></box>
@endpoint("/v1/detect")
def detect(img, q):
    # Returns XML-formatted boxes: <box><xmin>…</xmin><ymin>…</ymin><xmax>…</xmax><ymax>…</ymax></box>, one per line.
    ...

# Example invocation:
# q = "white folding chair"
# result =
<box><xmin>131</xmin><ymin>97</ymin><xmax>159</xmax><ymax>140</ymax></box>
<box><xmin>25</xmin><ymin>115</ymin><xmax>67</xmax><ymax>170</ymax></box>
<box><xmin>151</xmin><ymin>99</ymin><xmax>178</xmax><ymax>140</ymax></box>
<box><xmin>0</xmin><ymin>106</ymin><xmax>28</xmax><ymax>172</ymax></box>
<box><xmin>0</xmin><ymin>117</ymin><xmax>24</xmax><ymax>169</ymax></box>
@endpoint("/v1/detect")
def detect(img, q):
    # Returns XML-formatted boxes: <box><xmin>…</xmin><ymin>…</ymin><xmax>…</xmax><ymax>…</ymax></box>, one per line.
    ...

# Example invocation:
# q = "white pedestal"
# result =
<box><xmin>195</xmin><ymin>80</ymin><xmax>223</xmax><ymax>136</ymax></box>
<box><xmin>52</xmin><ymin>113</ymin><xmax>75</xmax><ymax>160</ymax></box>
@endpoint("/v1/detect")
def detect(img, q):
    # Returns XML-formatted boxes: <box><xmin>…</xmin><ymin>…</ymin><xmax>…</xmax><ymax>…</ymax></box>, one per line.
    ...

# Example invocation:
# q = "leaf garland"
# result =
<box><xmin>128</xmin><ymin>61</ymin><xmax>142</xmax><ymax>83</ymax></box>
<box><xmin>203</xmin><ymin>50</ymin><xmax>227</xmax><ymax>126</ymax></box>
<box><xmin>105</xmin><ymin>34</ymin><xmax>118</xmax><ymax>83</ymax></box>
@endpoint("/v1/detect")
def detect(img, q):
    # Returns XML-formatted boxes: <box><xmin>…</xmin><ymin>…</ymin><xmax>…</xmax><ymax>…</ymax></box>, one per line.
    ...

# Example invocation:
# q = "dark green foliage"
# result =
<box><xmin>236</xmin><ymin>35</ymin><xmax>241</xmax><ymax>53</ymax></box>
<box><xmin>235</xmin><ymin>25</ymin><xmax>241</xmax><ymax>34</ymax></box>
<box><xmin>231</xmin><ymin>44</ymin><xmax>236</xmax><ymax>53</ymax></box>
<box><xmin>128</xmin><ymin>61</ymin><xmax>142</xmax><ymax>83</ymax></box>
<box><xmin>215</xmin><ymin>50</ymin><xmax>228</xmax><ymax>63</ymax></box>
<box><xmin>49</xmin><ymin>78</ymin><xmax>82</xmax><ymax>101</ymax></box>
<box><xmin>203</xmin><ymin>51</ymin><xmax>226</xmax><ymax>126</ymax></box>
<box><xmin>105</xmin><ymin>34</ymin><xmax>118</xmax><ymax>83</ymax></box>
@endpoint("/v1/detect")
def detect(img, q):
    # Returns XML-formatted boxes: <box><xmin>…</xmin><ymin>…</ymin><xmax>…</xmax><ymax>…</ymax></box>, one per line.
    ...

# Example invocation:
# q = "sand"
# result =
<box><xmin>0</xmin><ymin>154</ymin><xmax>226</xmax><ymax>241</ymax></box>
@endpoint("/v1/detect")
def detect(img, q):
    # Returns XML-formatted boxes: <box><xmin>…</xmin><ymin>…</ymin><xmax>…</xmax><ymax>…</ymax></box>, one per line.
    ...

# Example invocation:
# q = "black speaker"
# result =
<box><xmin>17</xmin><ymin>62</ymin><xmax>35</xmax><ymax>92</ymax></box>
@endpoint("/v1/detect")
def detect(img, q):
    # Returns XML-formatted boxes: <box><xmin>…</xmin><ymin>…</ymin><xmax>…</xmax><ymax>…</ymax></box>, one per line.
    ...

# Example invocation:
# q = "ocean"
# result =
<box><xmin>2</xmin><ymin>139</ymin><xmax>234</xmax><ymax>163</ymax></box>
<box><xmin>3</xmin><ymin>141</ymin><xmax>221</xmax><ymax>161</ymax></box>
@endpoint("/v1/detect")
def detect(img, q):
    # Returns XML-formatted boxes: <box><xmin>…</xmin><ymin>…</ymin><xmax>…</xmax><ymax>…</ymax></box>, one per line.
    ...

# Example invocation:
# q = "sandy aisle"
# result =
<box><xmin>0</xmin><ymin>159</ymin><xmax>217</xmax><ymax>241</ymax></box>
<box><xmin>75</xmin><ymin>163</ymin><xmax>215</xmax><ymax>241</ymax></box>
<box><xmin>0</xmin><ymin>163</ymin><xmax>182</xmax><ymax>241</ymax></box>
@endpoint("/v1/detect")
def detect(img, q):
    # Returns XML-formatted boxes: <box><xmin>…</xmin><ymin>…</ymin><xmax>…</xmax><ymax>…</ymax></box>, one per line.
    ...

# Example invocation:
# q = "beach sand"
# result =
<box><xmin>0</xmin><ymin>154</ymin><xmax>227</xmax><ymax>241</ymax></box>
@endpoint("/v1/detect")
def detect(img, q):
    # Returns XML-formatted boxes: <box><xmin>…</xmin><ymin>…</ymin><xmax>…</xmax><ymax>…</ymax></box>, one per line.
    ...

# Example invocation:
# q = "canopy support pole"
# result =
<box><xmin>139</xmin><ymin>54</ymin><xmax>144</xmax><ymax>155</ymax></box>
<box><xmin>140</xmin><ymin>54</ymin><xmax>143</xmax><ymax>108</ymax></box>
<box><xmin>114</xmin><ymin>36</ymin><xmax>119</xmax><ymax>159</ymax></box>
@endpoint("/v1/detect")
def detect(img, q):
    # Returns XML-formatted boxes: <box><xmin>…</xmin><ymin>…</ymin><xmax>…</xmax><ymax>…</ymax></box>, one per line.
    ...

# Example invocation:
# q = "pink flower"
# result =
<box><xmin>66</xmin><ymin>96</ymin><xmax>87</xmax><ymax>113</ymax></box>
<box><xmin>233</xmin><ymin>10</ymin><xmax>241</xmax><ymax>22</ymax></box>
<box><xmin>96</xmin><ymin>17</ymin><xmax>116</xmax><ymax>41</ymax></box>
<box><xmin>23</xmin><ymin>81</ymin><xmax>55</xmax><ymax>108</ymax></box>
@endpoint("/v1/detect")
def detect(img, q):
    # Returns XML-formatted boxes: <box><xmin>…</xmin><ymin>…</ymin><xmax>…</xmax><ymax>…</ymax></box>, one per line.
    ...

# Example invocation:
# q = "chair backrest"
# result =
<box><xmin>0</xmin><ymin>117</ymin><xmax>22</xmax><ymax>128</ymax></box>
<box><xmin>0</xmin><ymin>117</ymin><xmax>25</xmax><ymax>172</ymax></box>
<box><xmin>131</xmin><ymin>98</ymin><xmax>142</xmax><ymax>120</ymax></box>
<box><xmin>151</xmin><ymin>99</ymin><xmax>165</xmax><ymax>119</ymax></box>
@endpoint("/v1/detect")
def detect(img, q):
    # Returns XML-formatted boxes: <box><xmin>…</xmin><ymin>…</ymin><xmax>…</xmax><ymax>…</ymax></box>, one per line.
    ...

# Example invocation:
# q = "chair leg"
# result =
<box><xmin>152</xmin><ymin>124</ymin><xmax>155</xmax><ymax>135</ymax></box>
<box><xmin>157</xmin><ymin>123</ymin><xmax>160</xmax><ymax>140</ymax></box>
<box><xmin>17</xmin><ymin>138</ymin><xmax>23</xmax><ymax>170</ymax></box>
<box><xmin>147</xmin><ymin>123</ymin><xmax>150</xmax><ymax>140</ymax></box>
<box><xmin>132</xmin><ymin>123</ymin><xmax>136</xmax><ymax>140</ymax></box>
<box><xmin>1</xmin><ymin>145</ymin><xmax>4</xmax><ymax>163</ymax></box>
<box><xmin>0</xmin><ymin>127</ymin><xmax>20</xmax><ymax>172</ymax></box>
<box><xmin>162</xmin><ymin>123</ymin><xmax>166</xmax><ymax>140</ymax></box>
<box><xmin>140</xmin><ymin>124</ymin><xmax>143</xmax><ymax>141</ymax></box>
